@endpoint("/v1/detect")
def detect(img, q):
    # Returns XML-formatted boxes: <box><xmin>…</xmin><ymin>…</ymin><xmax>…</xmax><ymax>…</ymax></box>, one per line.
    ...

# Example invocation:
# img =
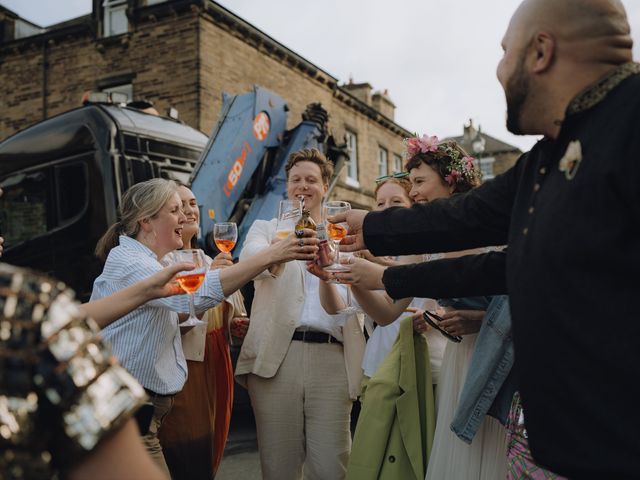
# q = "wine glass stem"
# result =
<box><xmin>346</xmin><ymin>284</ymin><xmax>352</xmax><ymax>308</ymax></box>
<box><xmin>189</xmin><ymin>294</ymin><xmax>197</xmax><ymax>319</ymax></box>
<box><xmin>335</xmin><ymin>240</ymin><xmax>341</xmax><ymax>268</ymax></box>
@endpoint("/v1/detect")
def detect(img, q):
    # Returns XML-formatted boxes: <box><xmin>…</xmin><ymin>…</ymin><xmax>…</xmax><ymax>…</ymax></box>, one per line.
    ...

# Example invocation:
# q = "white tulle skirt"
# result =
<box><xmin>426</xmin><ymin>333</ymin><xmax>508</xmax><ymax>480</ymax></box>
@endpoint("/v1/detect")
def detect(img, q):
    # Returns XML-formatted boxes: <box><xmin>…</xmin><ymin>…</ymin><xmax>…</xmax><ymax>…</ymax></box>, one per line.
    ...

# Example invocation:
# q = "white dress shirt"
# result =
<box><xmin>90</xmin><ymin>236</ymin><xmax>225</xmax><ymax>394</ymax></box>
<box><xmin>297</xmin><ymin>269</ymin><xmax>348</xmax><ymax>341</ymax></box>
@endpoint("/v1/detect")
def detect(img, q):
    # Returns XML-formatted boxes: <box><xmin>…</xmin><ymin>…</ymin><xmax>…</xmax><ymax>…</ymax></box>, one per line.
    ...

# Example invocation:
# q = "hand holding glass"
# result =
<box><xmin>323</xmin><ymin>201</ymin><xmax>360</xmax><ymax>315</ymax></box>
<box><xmin>323</xmin><ymin>201</ymin><xmax>351</xmax><ymax>273</ymax></box>
<box><xmin>337</xmin><ymin>256</ymin><xmax>363</xmax><ymax>315</ymax></box>
<box><xmin>275</xmin><ymin>199</ymin><xmax>301</xmax><ymax>240</ymax></box>
<box><xmin>170</xmin><ymin>249</ymin><xmax>207</xmax><ymax>327</ymax></box>
<box><xmin>213</xmin><ymin>222</ymin><xmax>238</xmax><ymax>253</ymax></box>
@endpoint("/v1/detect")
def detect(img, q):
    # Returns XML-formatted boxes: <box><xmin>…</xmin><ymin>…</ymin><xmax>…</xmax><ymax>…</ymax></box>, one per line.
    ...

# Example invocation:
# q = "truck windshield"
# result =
<box><xmin>0</xmin><ymin>162</ymin><xmax>88</xmax><ymax>250</ymax></box>
<box><xmin>0</xmin><ymin>171</ymin><xmax>48</xmax><ymax>249</ymax></box>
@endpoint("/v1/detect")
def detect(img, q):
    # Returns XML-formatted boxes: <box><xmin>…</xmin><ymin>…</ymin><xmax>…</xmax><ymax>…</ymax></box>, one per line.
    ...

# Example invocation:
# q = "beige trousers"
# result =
<box><xmin>142</xmin><ymin>393</ymin><xmax>175</xmax><ymax>477</ymax></box>
<box><xmin>247</xmin><ymin>340</ymin><xmax>353</xmax><ymax>480</ymax></box>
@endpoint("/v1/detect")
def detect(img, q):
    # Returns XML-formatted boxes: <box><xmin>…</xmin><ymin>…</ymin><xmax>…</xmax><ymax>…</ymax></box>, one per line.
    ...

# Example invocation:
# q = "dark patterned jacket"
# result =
<box><xmin>0</xmin><ymin>263</ymin><xmax>146</xmax><ymax>479</ymax></box>
<box><xmin>366</xmin><ymin>63</ymin><xmax>640</xmax><ymax>478</ymax></box>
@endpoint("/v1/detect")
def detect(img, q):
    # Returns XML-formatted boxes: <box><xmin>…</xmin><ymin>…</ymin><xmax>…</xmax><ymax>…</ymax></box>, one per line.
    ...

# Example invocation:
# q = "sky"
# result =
<box><xmin>2</xmin><ymin>0</ymin><xmax>639</xmax><ymax>152</ymax></box>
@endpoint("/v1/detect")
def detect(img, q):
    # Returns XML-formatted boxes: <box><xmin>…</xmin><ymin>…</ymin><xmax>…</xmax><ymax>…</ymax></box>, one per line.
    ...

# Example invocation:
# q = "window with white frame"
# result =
<box><xmin>378</xmin><ymin>147</ymin><xmax>388</xmax><ymax>177</ymax></box>
<box><xmin>478</xmin><ymin>156</ymin><xmax>496</xmax><ymax>181</ymax></box>
<box><xmin>344</xmin><ymin>130</ymin><xmax>359</xmax><ymax>185</ymax></box>
<box><xmin>103</xmin><ymin>0</ymin><xmax>128</xmax><ymax>37</ymax></box>
<box><xmin>393</xmin><ymin>154</ymin><xmax>403</xmax><ymax>173</ymax></box>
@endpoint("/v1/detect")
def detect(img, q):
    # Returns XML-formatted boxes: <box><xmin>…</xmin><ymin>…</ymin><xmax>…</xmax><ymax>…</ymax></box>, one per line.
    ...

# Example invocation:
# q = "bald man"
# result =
<box><xmin>332</xmin><ymin>1</ymin><xmax>640</xmax><ymax>478</ymax></box>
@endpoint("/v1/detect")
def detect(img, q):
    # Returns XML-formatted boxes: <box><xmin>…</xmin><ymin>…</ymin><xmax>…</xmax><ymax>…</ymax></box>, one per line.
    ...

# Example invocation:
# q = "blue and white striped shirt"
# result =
<box><xmin>90</xmin><ymin>236</ymin><xmax>225</xmax><ymax>394</ymax></box>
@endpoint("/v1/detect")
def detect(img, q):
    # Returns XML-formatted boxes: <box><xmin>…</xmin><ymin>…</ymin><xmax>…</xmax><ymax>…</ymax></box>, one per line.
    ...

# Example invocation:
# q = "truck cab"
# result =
<box><xmin>0</xmin><ymin>87</ymin><xmax>346</xmax><ymax>303</ymax></box>
<box><xmin>0</xmin><ymin>103</ymin><xmax>208</xmax><ymax>299</ymax></box>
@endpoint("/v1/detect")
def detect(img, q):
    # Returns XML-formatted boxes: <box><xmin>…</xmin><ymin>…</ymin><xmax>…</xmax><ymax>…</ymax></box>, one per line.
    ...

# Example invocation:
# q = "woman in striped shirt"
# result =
<box><xmin>90</xmin><ymin>178</ymin><xmax>318</xmax><ymax>474</ymax></box>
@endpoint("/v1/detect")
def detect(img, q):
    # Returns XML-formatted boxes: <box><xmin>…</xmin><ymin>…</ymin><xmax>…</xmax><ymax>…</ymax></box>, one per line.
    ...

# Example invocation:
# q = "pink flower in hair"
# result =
<box><xmin>445</xmin><ymin>169</ymin><xmax>461</xmax><ymax>185</ymax></box>
<box><xmin>419</xmin><ymin>134</ymin><xmax>440</xmax><ymax>153</ymax></box>
<box><xmin>405</xmin><ymin>137</ymin><xmax>424</xmax><ymax>157</ymax></box>
<box><xmin>463</xmin><ymin>156</ymin><xmax>475</xmax><ymax>168</ymax></box>
<box><xmin>403</xmin><ymin>133</ymin><xmax>440</xmax><ymax>159</ymax></box>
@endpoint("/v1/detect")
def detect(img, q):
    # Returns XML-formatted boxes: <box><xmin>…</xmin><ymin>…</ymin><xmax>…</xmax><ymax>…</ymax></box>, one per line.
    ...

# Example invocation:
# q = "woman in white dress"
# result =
<box><xmin>353</xmin><ymin>175</ymin><xmax>447</xmax><ymax>388</ymax></box>
<box><xmin>311</xmin><ymin>174</ymin><xmax>446</xmax><ymax>390</ymax></box>
<box><xmin>403</xmin><ymin>136</ymin><xmax>508</xmax><ymax>480</ymax></box>
<box><xmin>426</xmin><ymin>300</ymin><xmax>507</xmax><ymax>480</ymax></box>
<box><xmin>337</xmin><ymin>135</ymin><xmax>508</xmax><ymax>479</ymax></box>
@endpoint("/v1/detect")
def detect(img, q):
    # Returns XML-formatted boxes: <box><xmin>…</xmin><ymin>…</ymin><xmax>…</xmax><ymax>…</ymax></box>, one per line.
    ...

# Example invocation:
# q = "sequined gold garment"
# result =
<box><xmin>0</xmin><ymin>264</ymin><xmax>146</xmax><ymax>479</ymax></box>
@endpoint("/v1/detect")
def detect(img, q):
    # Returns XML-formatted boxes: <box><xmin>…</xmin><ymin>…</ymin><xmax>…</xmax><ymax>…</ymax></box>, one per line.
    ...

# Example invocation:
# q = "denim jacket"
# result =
<box><xmin>449</xmin><ymin>295</ymin><xmax>516</xmax><ymax>444</ymax></box>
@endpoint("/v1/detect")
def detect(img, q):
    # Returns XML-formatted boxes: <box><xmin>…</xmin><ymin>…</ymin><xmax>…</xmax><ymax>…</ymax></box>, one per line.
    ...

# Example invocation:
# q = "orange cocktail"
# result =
<box><xmin>176</xmin><ymin>272</ymin><xmax>205</xmax><ymax>293</ymax></box>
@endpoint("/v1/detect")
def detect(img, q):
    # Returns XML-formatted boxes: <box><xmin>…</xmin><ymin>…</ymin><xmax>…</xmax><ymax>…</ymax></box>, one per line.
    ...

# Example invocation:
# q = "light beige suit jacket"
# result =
<box><xmin>234</xmin><ymin>218</ymin><xmax>365</xmax><ymax>399</ymax></box>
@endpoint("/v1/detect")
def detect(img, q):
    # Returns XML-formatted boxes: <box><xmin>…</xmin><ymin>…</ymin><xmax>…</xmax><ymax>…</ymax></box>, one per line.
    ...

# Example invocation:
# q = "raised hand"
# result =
<box><xmin>328</xmin><ymin>209</ymin><xmax>368</xmax><ymax>253</ymax></box>
<box><xmin>230</xmin><ymin>316</ymin><xmax>249</xmax><ymax>339</ymax></box>
<box><xmin>210</xmin><ymin>252</ymin><xmax>234</xmax><ymax>269</ymax></box>
<box><xmin>408</xmin><ymin>307</ymin><xmax>430</xmax><ymax>334</ymax></box>
<box><xmin>306</xmin><ymin>261</ymin><xmax>334</xmax><ymax>282</ymax></box>
<box><xmin>333</xmin><ymin>256</ymin><xmax>386</xmax><ymax>290</ymax></box>
<box><xmin>268</xmin><ymin>228</ymin><xmax>319</xmax><ymax>264</ymax></box>
<box><xmin>147</xmin><ymin>261</ymin><xmax>196</xmax><ymax>298</ymax></box>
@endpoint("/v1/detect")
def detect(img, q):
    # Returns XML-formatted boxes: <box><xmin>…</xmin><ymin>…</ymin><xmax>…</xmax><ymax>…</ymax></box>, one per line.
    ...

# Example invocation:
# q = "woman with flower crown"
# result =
<box><xmin>407</xmin><ymin>136</ymin><xmax>508</xmax><ymax>480</ymax></box>
<box><xmin>308</xmin><ymin>173</ymin><xmax>440</xmax><ymax>479</ymax></box>
<box><xmin>334</xmin><ymin>135</ymin><xmax>509</xmax><ymax>480</ymax></box>
<box><xmin>310</xmin><ymin>174</ymin><xmax>447</xmax><ymax>389</ymax></box>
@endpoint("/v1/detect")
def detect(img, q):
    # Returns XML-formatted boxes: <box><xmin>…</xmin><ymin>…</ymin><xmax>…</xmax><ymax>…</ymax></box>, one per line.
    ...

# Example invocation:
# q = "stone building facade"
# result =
<box><xmin>0</xmin><ymin>0</ymin><xmax>412</xmax><ymax>208</ymax></box>
<box><xmin>445</xmin><ymin>119</ymin><xmax>522</xmax><ymax>181</ymax></box>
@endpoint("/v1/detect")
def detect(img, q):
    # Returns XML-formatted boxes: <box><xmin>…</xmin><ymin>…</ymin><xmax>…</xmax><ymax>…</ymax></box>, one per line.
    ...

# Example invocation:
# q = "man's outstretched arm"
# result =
<box><xmin>335</xmin><ymin>154</ymin><xmax>527</xmax><ymax>257</ymax></box>
<box><xmin>383</xmin><ymin>250</ymin><xmax>508</xmax><ymax>300</ymax></box>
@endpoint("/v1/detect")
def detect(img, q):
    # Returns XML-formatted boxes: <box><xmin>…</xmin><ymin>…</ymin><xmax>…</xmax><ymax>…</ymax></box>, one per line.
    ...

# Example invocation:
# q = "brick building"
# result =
<box><xmin>0</xmin><ymin>0</ymin><xmax>415</xmax><ymax>208</ymax></box>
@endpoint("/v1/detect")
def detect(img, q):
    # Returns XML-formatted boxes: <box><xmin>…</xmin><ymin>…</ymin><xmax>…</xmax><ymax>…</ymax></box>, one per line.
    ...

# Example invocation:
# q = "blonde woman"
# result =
<box><xmin>91</xmin><ymin>178</ymin><xmax>317</xmax><ymax>474</ymax></box>
<box><xmin>160</xmin><ymin>183</ymin><xmax>248</xmax><ymax>479</ymax></box>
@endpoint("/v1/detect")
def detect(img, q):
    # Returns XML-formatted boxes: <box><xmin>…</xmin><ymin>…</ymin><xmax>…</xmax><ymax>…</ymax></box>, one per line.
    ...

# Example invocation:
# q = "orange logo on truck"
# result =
<box><xmin>223</xmin><ymin>142</ymin><xmax>252</xmax><ymax>197</ymax></box>
<box><xmin>253</xmin><ymin>112</ymin><xmax>270</xmax><ymax>141</ymax></box>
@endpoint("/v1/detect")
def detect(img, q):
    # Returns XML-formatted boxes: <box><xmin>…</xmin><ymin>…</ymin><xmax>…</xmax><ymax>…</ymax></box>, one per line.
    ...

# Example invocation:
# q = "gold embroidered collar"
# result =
<box><xmin>566</xmin><ymin>62</ymin><xmax>640</xmax><ymax>116</ymax></box>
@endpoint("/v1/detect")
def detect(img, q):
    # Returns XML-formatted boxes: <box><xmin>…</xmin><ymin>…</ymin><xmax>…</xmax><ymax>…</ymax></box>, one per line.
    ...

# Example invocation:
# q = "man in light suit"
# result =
<box><xmin>235</xmin><ymin>148</ymin><xmax>365</xmax><ymax>480</ymax></box>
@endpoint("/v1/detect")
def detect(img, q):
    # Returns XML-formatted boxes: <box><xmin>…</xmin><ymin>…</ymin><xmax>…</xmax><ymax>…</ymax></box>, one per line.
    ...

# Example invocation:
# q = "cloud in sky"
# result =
<box><xmin>2</xmin><ymin>0</ymin><xmax>639</xmax><ymax>152</ymax></box>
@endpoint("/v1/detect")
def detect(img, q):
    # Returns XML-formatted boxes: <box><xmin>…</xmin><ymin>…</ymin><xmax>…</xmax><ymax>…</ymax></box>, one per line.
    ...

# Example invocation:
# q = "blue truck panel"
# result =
<box><xmin>191</xmin><ymin>87</ymin><xmax>345</xmax><ymax>257</ymax></box>
<box><xmin>190</xmin><ymin>86</ymin><xmax>288</xmax><ymax>246</ymax></box>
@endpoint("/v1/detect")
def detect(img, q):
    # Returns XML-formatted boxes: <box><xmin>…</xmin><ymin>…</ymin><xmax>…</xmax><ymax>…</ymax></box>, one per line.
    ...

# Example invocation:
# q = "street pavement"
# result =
<box><xmin>217</xmin><ymin>451</ymin><xmax>261</xmax><ymax>479</ymax></box>
<box><xmin>216</xmin><ymin>394</ymin><xmax>363</xmax><ymax>478</ymax></box>
<box><xmin>216</xmin><ymin>406</ymin><xmax>262</xmax><ymax>479</ymax></box>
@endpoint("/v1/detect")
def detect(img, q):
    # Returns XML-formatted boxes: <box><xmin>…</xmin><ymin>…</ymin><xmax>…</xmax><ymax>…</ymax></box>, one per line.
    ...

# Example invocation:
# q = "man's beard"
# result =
<box><xmin>505</xmin><ymin>56</ymin><xmax>530</xmax><ymax>135</ymax></box>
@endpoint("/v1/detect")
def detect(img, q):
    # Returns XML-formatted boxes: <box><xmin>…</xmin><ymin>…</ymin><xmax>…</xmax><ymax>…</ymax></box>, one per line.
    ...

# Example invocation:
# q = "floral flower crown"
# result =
<box><xmin>403</xmin><ymin>134</ymin><xmax>481</xmax><ymax>186</ymax></box>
